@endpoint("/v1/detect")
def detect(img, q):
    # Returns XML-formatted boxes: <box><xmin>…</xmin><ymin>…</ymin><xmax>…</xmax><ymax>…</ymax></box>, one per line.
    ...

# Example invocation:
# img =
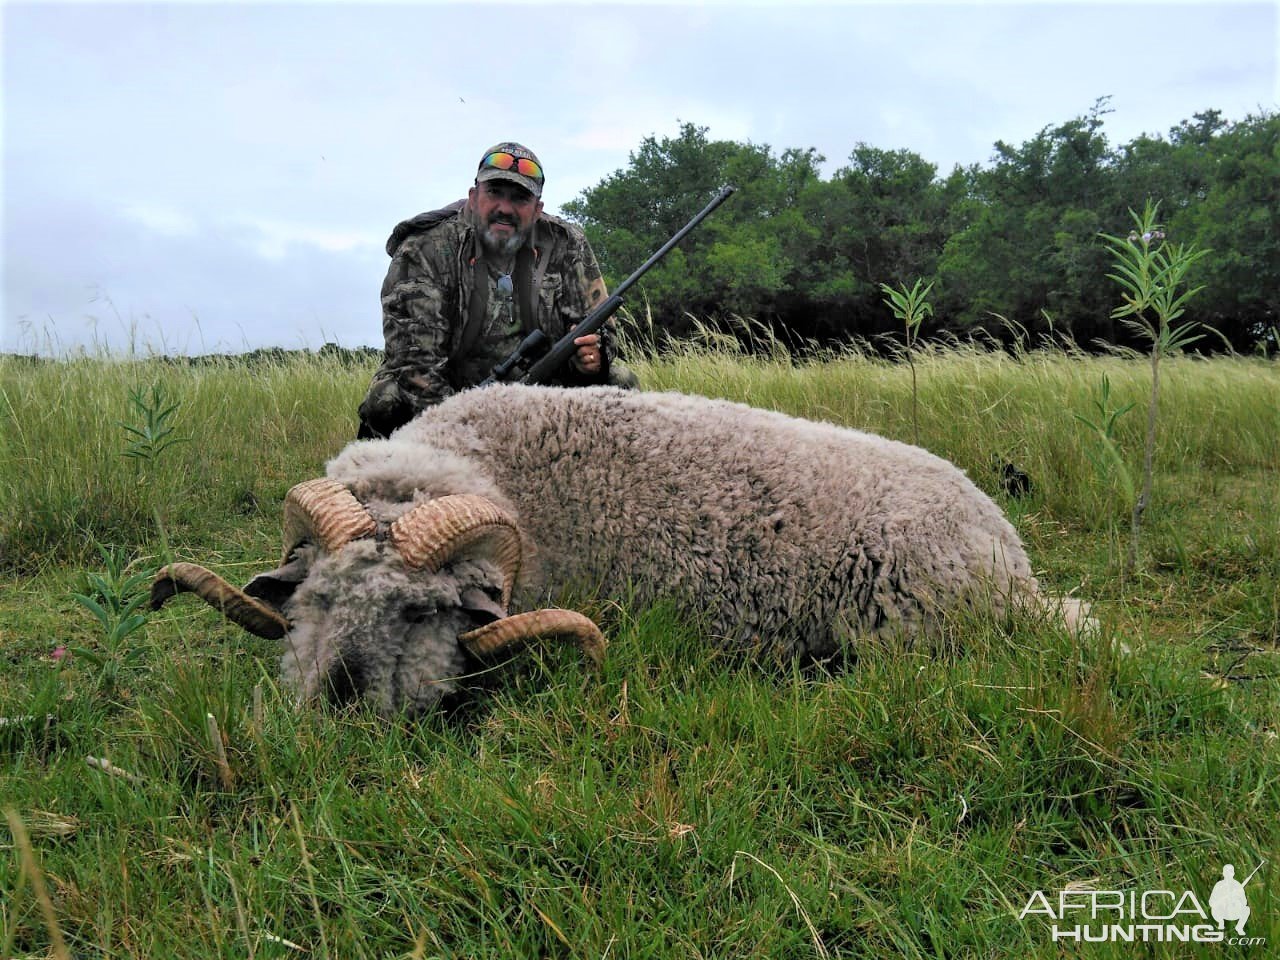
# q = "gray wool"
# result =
<box><xmin>279</xmin><ymin>538</ymin><xmax>505</xmax><ymax>713</ymax></box>
<box><xmin>322</xmin><ymin>385</ymin><xmax>1054</xmax><ymax>665</ymax></box>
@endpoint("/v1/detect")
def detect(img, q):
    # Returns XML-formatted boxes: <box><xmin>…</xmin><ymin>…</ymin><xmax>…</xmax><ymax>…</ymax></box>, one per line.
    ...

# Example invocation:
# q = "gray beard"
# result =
<box><xmin>479</xmin><ymin>224</ymin><xmax>528</xmax><ymax>257</ymax></box>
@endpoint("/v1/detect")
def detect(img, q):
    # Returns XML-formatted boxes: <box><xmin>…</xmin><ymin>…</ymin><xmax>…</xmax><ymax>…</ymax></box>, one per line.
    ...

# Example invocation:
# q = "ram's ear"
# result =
<box><xmin>243</xmin><ymin>553</ymin><xmax>311</xmax><ymax>611</ymax></box>
<box><xmin>460</xmin><ymin>587</ymin><xmax>507</xmax><ymax>627</ymax></box>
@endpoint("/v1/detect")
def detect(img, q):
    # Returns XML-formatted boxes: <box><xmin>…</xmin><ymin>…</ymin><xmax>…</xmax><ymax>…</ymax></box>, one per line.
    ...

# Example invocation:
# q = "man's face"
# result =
<box><xmin>468</xmin><ymin>180</ymin><xmax>543</xmax><ymax>256</ymax></box>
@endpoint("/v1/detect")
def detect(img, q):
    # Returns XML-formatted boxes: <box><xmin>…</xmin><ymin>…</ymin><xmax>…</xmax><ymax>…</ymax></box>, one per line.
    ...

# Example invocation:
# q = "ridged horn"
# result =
<box><xmin>150</xmin><ymin>562</ymin><xmax>289</xmax><ymax>640</ymax></box>
<box><xmin>283</xmin><ymin>478</ymin><xmax>376</xmax><ymax>559</ymax></box>
<box><xmin>389</xmin><ymin>495</ymin><xmax>522</xmax><ymax>606</ymax></box>
<box><xmin>459</xmin><ymin>609</ymin><xmax>606</xmax><ymax>668</ymax></box>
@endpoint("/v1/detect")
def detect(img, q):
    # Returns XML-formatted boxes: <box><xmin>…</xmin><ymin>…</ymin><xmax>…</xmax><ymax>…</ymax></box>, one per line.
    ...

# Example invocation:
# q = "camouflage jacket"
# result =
<box><xmin>358</xmin><ymin>203</ymin><xmax>615</xmax><ymax>436</ymax></box>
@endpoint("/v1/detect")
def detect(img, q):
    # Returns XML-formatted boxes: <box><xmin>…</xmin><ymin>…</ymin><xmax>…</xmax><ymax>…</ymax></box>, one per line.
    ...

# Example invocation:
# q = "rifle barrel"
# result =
<box><xmin>1241</xmin><ymin>860</ymin><xmax>1266</xmax><ymax>886</ymax></box>
<box><xmin>610</xmin><ymin>185</ymin><xmax>736</xmax><ymax>300</ymax></box>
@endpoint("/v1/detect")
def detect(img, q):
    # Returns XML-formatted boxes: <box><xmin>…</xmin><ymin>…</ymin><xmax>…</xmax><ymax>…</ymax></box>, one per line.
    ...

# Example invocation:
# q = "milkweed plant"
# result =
<box><xmin>880</xmin><ymin>278</ymin><xmax>934</xmax><ymax>447</ymax></box>
<box><xmin>1100</xmin><ymin>200</ymin><xmax>1209</xmax><ymax>575</ymax></box>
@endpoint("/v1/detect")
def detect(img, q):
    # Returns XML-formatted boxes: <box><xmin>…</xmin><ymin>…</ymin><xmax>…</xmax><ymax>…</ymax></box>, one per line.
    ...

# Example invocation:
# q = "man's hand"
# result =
<box><xmin>571</xmin><ymin>334</ymin><xmax>603</xmax><ymax>375</ymax></box>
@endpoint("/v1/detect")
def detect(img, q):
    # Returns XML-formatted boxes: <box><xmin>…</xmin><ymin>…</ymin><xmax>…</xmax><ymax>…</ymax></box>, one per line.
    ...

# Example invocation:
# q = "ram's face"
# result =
<box><xmin>151</xmin><ymin>480</ymin><xmax>604</xmax><ymax>715</ymax></box>
<box><xmin>272</xmin><ymin>541</ymin><xmax>511</xmax><ymax>713</ymax></box>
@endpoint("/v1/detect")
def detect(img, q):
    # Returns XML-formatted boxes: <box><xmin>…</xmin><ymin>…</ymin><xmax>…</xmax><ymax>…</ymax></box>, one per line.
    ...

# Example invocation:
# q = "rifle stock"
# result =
<box><xmin>482</xmin><ymin>184</ymin><xmax>736</xmax><ymax>386</ymax></box>
<box><xmin>519</xmin><ymin>294</ymin><xmax>625</xmax><ymax>385</ymax></box>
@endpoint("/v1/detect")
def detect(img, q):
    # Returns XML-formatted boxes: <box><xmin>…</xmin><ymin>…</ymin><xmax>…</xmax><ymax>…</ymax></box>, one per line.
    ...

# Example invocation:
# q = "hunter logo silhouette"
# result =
<box><xmin>1210</xmin><ymin>862</ymin><xmax>1262</xmax><ymax>936</ymax></box>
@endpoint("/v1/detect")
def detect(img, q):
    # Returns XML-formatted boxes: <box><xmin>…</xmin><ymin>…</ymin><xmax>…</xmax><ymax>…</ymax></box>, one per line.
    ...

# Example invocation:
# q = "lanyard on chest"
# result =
<box><xmin>447</xmin><ymin>236</ymin><xmax>539</xmax><ymax>382</ymax></box>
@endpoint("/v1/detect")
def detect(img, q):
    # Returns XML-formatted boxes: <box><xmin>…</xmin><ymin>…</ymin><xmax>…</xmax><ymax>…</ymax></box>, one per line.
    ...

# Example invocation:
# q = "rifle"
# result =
<box><xmin>483</xmin><ymin>184</ymin><xmax>736</xmax><ymax>386</ymax></box>
<box><xmin>1240</xmin><ymin>860</ymin><xmax>1266</xmax><ymax>886</ymax></box>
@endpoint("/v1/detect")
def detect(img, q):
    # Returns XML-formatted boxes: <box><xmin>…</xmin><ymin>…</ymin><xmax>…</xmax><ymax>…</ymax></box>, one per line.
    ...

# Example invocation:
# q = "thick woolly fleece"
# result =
<box><xmin>324</xmin><ymin>385</ymin><xmax>1049</xmax><ymax>665</ymax></box>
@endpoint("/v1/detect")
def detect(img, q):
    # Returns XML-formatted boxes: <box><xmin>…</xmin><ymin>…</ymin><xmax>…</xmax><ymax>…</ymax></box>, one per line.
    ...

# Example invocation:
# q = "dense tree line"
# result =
<box><xmin>563</xmin><ymin>102</ymin><xmax>1279</xmax><ymax>352</ymax></box>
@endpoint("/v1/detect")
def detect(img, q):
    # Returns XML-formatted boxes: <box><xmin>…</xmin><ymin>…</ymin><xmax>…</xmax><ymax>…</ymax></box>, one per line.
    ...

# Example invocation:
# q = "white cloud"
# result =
<box><xmin>120</xmin><ymin>204</ymin><xmax>199</xmax><ymax>237</ymax></box>
<box><xmin>230</xmin><ymin>218</ymin><xmax>384</xmax><ymax>260</ymax></box>
<box><xmin>566</xmin><ymin>104</ymin><xmax>754</xmax><ymax>154</ymax></box>
<box><xmin>4</xmin><ymin>1</ymin><xmax>1276</xmax><ymax>354</ymax></box>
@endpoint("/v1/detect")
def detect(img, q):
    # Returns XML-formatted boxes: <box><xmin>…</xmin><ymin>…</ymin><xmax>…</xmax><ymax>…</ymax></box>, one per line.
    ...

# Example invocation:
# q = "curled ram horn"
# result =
<box><xmin>150</xmin><ymin>479</ymin><xmax>378</xmax><ymax>641</ymax></box>
<box><xmin>150</xmin><ymin>562</ymin><xmax>289</xmax><ymax>639</ymax></box>
<box><xmin>459</xmin><ymin>609</ymin><xmax>606</xmax><ymax>668</ymax></box>
<box><xmin>282</xmin><ymin>478</ymin><xmax>376</xmax><ymax>559</ymax></box>
<box><xmin>390</xmin><ymin>494</ymin><xmax>522</xmax><ymax>607</ymax></box>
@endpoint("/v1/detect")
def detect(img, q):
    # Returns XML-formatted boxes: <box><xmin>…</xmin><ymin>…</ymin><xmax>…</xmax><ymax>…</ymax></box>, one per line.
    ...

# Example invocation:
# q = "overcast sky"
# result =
<box><xmin>3</xmin><ymin>0</ymin><xmax>1276</xmax><ymax>356</ymax></box>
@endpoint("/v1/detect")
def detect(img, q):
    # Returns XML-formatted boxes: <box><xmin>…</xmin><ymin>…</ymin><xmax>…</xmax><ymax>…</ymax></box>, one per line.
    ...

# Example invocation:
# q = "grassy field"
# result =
<box><xmin>1</xmin><ymin>344</ymin><xmax>1277</xmax><ymax>958</ymax></box>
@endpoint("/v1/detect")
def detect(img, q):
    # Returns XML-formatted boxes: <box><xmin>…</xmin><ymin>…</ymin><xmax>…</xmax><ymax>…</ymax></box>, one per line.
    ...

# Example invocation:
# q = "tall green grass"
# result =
<box><xmin>2</xmin><ymin>342</ymin><xmax>1277</xmax><ymax>958</ymax></box>
<box><xmin>633</xmin><ymin>337</ymin><xmax>1278</xmax><ymax>483</ymax></box>
<box><xmin>5</xmin><ymin>342</ymin><xmax>1275</xmax><ymax>572</ymax></box>
<box><xmin>1</xmin><ymin>354</ymin><xmax>368</xmax><ymax>572</ymax></box>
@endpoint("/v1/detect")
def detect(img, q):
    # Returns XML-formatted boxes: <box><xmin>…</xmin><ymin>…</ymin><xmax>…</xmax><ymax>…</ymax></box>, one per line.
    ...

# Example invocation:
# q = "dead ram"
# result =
<box><xmin>152</xmin><ymin>385</ymin><xmax>1088</xmax><ymax>714</ymax></box>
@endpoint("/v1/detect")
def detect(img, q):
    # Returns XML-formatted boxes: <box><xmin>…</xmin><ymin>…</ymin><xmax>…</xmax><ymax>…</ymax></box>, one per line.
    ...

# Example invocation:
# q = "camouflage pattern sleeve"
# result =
<box><xmin>560</xmin><ymin>227</ymin><xmax>616</xmax><ymax>383</ymax></box>
<box><xmin>565</xmin><ymin>227</ymin><xmax>610</xmax><ymax>316</ymax></box>
<box><xmin>358</xmin><ymin>235</ymin><xmax>460</xmax><ymax>434</ymax></box>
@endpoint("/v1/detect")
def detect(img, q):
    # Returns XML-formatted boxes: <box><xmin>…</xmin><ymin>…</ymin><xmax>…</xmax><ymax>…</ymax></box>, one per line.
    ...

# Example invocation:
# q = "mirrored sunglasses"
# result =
<box><xmin>482</xmin><ymin>152</ymin><xmax>544</xmax><ymax>182</ymax></box>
